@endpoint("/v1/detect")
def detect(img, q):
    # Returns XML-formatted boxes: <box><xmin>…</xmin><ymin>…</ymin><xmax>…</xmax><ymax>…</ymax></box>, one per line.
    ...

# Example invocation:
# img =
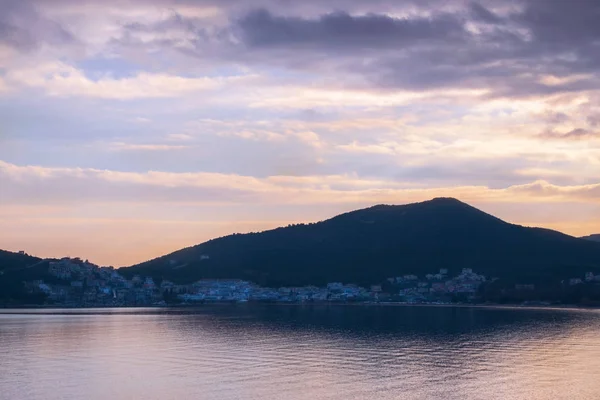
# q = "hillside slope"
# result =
<box><xmin>0</xmin><ymin>250</ymin><xmax>44</xmax><ymax>303</ymax></box>
<box><xmin>0</xmin><ymin>250</ymin><xmax>41</xmax><ymax>272</ymax></box>
<box><xmin>582</xmin><ymin>234</ymin><xmax>600</xmax><ymax>243</ymax></box>
<box><xmin>123</xmin><ymin>198</ymin><xmax>600</xmax><ymax>286</ymax></box>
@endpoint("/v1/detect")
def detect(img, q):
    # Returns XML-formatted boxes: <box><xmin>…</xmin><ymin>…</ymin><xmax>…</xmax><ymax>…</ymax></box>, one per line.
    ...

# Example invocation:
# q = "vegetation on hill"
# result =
<box><xmin>0</xmin><ymin>250</ymin><xmax>45</xmax><ymax>304</ymax></box>
<box><xmin>0</xmin><ymin>250</ymin><xmax>40</xmax><ymax>271</ymax></box>
<box><xmin>581</xmin><ymin>234</ymin><xmax>600</xmax><ymax>243</ymax></box>
<box><xmin>122</xmin><ymin>198</ymin><xmax>600</xmax><ymax>287</ymax></box>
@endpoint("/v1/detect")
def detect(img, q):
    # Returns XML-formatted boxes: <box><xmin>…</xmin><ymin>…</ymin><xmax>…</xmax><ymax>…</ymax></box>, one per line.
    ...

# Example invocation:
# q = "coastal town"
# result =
<box><xmin>15</xmin><ymin>257</ymin><xmax>600</xmax><ymax>307</ymax></box>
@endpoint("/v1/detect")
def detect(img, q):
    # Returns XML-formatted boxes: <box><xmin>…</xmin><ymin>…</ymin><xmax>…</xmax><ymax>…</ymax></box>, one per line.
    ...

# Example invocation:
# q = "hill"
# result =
<box><xmin>123</xmin><ymin>198</ymin><xmax>600</xmax><ymax>287</ymax></box>
<box><xmin>0</xmin><ymin>250</ymin><xmax>41</xmax><ymax>272</ymax></box>
<box><xmin>581</xmin><ymin>234</ymin><xmax>600</xmax><ymax>243</ymax></box>
<box><xmin>0</xmin><ymin>250</ymin><xmax>45</xmax><ymax>304</ymax></box>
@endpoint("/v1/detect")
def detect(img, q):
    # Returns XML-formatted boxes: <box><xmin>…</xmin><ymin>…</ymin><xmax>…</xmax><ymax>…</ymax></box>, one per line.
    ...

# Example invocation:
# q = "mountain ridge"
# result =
<box><xmin>581</xmin><ymin>234</ymin><xmax>600</xmax><ymax>243</ymax></box>
<box><xmin>122</xmin><ymin>198</ymin><xmax>600</xmax><ymax>286</ymax></box>
<box><xmin>0</xmin><ymin>250</ymin><xmax>41</xmax><ymax>272</ymax></box>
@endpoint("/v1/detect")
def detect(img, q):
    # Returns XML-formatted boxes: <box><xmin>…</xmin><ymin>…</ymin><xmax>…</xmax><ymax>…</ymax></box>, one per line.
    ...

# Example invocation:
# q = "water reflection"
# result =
<box><xmin>1</xmin><ymin>305</ymin><xmax>599</xmax><ymax>400</ymax></box>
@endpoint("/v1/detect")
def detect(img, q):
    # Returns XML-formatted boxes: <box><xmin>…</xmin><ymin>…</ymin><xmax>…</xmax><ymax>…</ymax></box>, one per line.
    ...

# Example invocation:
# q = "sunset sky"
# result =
<box><xmin>1</xmin><ymin>0</ymin><xmax>599</xmax><ymax>266</ymax></box>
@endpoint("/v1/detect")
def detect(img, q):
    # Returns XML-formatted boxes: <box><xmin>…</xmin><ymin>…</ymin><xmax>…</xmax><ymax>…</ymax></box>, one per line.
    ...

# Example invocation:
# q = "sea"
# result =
<box><xmin>1</xmin><ymin>305</ymin><xmax>599</xmax><ymax>400</ymax></box>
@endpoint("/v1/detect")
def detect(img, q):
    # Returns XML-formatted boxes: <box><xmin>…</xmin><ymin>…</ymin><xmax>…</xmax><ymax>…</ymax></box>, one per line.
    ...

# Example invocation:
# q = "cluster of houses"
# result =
<box><xmin>566</xmin><ymin>272</ymin><xmax>600</xmax><ymax>286</ymax></box>
<box><xmin>391</xmin><ymin>268</ymin><xmax>488</xmax><ymax>302</ymax></box>
<box><xmin>178</xmin><ymin>282</ymin><xmax>371</xmax><ymax>303</ymax></box>
<box><xmin>22</xmin><ymin>257</ymin><xmax>600</xmax><ymax>306</ymax></box>
<box><xmin>24</xmin><ymin>258</ymin><xmax>491</xmax><ymax>306</ymax></box>
<box><xmin>28</xmin><ymin>258</ymin><xmax>164</xmax><ymax>306</ymax></box>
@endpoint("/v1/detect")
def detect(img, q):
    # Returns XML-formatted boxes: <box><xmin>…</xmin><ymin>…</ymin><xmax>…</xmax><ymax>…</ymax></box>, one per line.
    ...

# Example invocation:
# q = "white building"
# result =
<box><xmin>327</xmin><ymin>282</ymin><xmax>344</xmax><ymax>291</ymax></box>
<box><xmin>585</xmin><ymin>272</ymin><xmax>595</xmax><ymax>281</ymax></box>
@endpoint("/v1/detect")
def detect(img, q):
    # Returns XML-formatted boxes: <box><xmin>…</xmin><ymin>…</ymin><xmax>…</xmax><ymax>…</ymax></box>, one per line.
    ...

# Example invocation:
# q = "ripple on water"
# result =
<box><xmin>1</xmin><ymin>305</ymin><xmax>600</xmax><ymax>400</ymax></box>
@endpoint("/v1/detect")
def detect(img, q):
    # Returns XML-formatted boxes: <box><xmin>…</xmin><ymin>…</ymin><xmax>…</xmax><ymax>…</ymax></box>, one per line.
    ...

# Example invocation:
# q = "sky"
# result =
<box><xmin>1</xmin><ymin>0</ymin><xmax>599</xmax><ymax>267</ymax></box>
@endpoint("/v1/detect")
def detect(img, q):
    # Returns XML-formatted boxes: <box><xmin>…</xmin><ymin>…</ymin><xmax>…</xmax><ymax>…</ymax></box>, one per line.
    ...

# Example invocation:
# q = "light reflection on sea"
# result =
<box><xmin>1</xmin><ymin>305</ymin><xmax>599</xmax><ymax>400</ymax></box>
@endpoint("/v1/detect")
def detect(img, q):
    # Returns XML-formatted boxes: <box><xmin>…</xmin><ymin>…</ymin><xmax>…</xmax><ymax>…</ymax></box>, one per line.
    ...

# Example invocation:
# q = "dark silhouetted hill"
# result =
<box><xmin>0</xmin><ymin>250</ymin><xmax>45</xmax><ymax>303</ymax></box>
<box><xmin>581</xmin><ymin>234</ymin><xmax>600</xmax><ymax>243</ymax></box>
<box><xmin>0</xmin><ymin>250</ymin><xmax>41</xmax><ymax>272</ymax></box>
<box><xmin>122</xmin><ymin>198</ymin><xmax>600</xmax><ymax>286</ymax></box>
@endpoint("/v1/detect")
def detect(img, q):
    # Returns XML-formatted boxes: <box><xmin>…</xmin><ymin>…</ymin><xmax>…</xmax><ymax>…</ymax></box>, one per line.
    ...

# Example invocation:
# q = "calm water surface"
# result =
<box><xmin>1</xmin><ymin>305</ymin><xmax>600</xmax><ymax>400</ymax></box>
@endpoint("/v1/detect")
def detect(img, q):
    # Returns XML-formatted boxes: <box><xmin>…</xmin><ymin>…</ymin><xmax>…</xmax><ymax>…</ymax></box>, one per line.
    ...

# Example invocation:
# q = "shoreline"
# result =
<box><xmin>1</xmin><ymin>301</ymin><xmax>599</xmax><ymax>313</ymax></box>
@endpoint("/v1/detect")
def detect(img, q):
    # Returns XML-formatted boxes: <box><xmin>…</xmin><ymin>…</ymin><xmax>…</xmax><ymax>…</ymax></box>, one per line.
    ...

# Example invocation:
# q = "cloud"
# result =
<box><xmin>2</xmin><ymin>160</ymin><xmax>599</xmax><ymax>207</ymax></box>
<box><xmin>246</xmin><ymin>86</ymin><xmax>488</xmax><ymax>109</ymax></box>
<box><xmin>166</xmin><ymin>133</ymin><xmax>193</xmax><ymax>141</ymax></box>
<box><xmin>337</xmin><ymin>141</ymin><xmax>396</xmax><ymax>155</ymax></box>
<box><xmin>469</xmin><ymin>2</ymin><xmax>504</xmax><ymax>25</ymax></box>
<box><xmin>509</xmin><ymin>180</ymin><xmax>600</xmax><ymax>201</ymax></box>
<box><xmin>3</xmin><ymin>61</ymin><xmax>252</xmax><ymax>99</ymax></box>
<box><xmin>541</xmin><ymin>128</ymin><xmax>600</xmax><ymax>140</ymax></box>
<box><xmin>235</xmin><ymin>9</ymin><xmax>466</xmax><ymax>50</ymax></box>
<box><xmin>0</xmin><ymin>77</ymin><xmax>8</xmax><ymax>93</ymax></box>
<box><xmin>3</xmin><ymin>0</ymin><xmax>600</xmax><ymax>100</ymax></box>
<box><xmin>0</xmin><ymin>0</ymin><xmax>76</xmax><ymax>51</ymax></box>
<box><xmin>77</xmin><ymin>1</ymin><xmax>597</xmax><ymax>99</ymax></box>
<box><xmin>108</xmin><ymin>142</ymin><xmax>190</xmax><ymax>151</ymax></box>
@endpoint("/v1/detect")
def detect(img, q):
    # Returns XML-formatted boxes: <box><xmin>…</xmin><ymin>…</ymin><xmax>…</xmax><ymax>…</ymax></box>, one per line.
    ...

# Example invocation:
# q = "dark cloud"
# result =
<box><xmin>7</xmin><ymin>0</ymin><xmax>600</xmax><ymax>98</ymax></box>
<box><xmin>587</xmin><ymin>114</ymin><xmax>600</xmax><ymax>127</ymax></box>
<box><xmin>518</xmin><ymin>0</ymin><xmax>600</xmax><ymax>46</ymax></box>
<box><xmin>162</xmin><ymin>1</ymin><xmax>600</xmax><ymax>96</ymax></box>
<box><xmin>542</xmin><ymin>112</ymin><xmax>570</xmax><ymax>125</ymax></box>
<box><xmin>224</xmin><ymin>1</ymin><xmax>600</xmax><ymax>96</ymax></box>
<box><xmin>236</xmin><ymin>9</ymin><xmax>466</xmax><ymax>50</ymax></box>
<box><xmin>0</xmin><ymin>22</ymin><xmax>33</xmax><ymax>50</ymax></box>
<box><xmin>124</xmin><ymin>13</ymin><xmax>203</xmax><ymax>35</ymax></box>
<box><xmin>0</xmin><ymin>0</ymin><xmax>76</xmax><ymax>51</ymax></box>
<box><xmin>0</xmin><ymin>0</ymin><xmax>37</xmax><ymax>50</ymax></box>
<box><xmin>469</xmin><ymin>2</ymin><xmax>503</xmax><ymax>24</ymax></box>
<box><xmin>541</xmin><ymin>128</ymin><xmax>600</xmax><ymax>140</ymax></box>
